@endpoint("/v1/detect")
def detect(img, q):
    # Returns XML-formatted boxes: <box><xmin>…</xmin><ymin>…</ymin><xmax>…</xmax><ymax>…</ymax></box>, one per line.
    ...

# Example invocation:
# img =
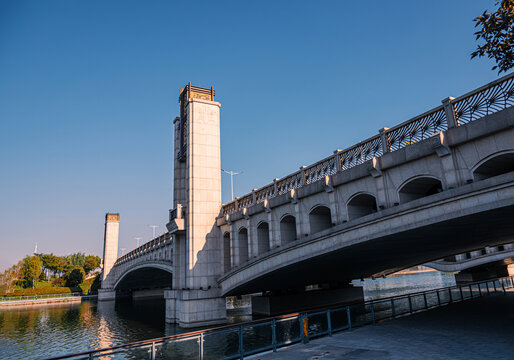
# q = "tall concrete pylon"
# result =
<box><xmin>98</xmin><ymin>213</ymin><xmax>119</xmax><ymax>301</ymax></box>
<box><xmin>165</xmin><ymin>84</ymin><xmax>226</xmax><ymax>327</ymax></box>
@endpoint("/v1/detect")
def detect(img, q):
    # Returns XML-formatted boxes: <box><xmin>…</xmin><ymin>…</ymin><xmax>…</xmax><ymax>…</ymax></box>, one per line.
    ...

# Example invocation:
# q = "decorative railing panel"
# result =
<box><xmin>304</xmin><ymin>157</ymin><xmax>337</xmax><ymax>185</ymax></box>
<box><xmin>277</xmin><ymin>171</ymin><xmax>303</xmax><ymax>195</ymax></box>
<box><xmin>339</xmin><ymin>135</ymin><xmax>383</xmax><ymax>170</ymax></box>
<box><xmin>220</xmin><ymin>73</ymin><xmax>514</xmax><ymax>216</ymax></box>
<box><xmin>453</xmin><ymin>75</ymin><xmax>514</xmax><ymax>125</ymax></box>
<box><xmin>255</xmin><ymin>184</ymin><xmax>275</xmax><ymax>204</ymax></box>
<box><xmin>238</xmin><ymin>194</ymin><xmax>254</xmax><ymax>209</ymax></box>
<box><xmin>387</xmin><ymin>107</ymin><xmax>447</xmax><ymax>151</ymax></box>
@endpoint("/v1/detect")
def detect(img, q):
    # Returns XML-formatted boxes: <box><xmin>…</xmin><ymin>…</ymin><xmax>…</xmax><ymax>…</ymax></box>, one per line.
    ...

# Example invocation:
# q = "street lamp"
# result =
<box><xmin>221</xmin><ymin>169</ymin><xmax>243</xmax><ymax>201</ymax></box>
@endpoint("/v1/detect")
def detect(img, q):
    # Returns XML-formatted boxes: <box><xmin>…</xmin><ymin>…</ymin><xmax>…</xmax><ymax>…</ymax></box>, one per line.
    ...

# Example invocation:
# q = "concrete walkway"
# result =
<box><xmin>253</xmin><ymin>293</ymin><xmax>514</xmax><ymax>360</ymax></box>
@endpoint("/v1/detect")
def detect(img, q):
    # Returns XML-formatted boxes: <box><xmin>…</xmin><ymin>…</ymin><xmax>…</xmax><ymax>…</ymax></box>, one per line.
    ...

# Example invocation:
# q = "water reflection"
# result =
<box><xmin>0</xmin><ymin>272</ymin><xmax>457</xmax><ymax>360</ymax></box>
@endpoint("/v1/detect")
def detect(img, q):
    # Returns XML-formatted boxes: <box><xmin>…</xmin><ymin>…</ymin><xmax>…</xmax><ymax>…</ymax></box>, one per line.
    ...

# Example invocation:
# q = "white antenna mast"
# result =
<box><xmin>34</xmin><ymin>243</ymin><xmax>38</xmax><ymax>255</ymax></box>
<box><xmin>221</xmin><ymin>169</ymin><xmax>243</xmax><ymax>201</ymax></box>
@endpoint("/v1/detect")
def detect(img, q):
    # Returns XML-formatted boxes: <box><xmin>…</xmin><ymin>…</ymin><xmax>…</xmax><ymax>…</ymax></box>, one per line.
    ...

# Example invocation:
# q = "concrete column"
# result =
<box><xmin>165</xmin><ymin>85</ymin><xmax>226</xmax><ymax>327</ymax></box>
<box><xmin>100</xmin><ymin>213</ymin><xmax>119</xmax><ymax>296</ymax></box>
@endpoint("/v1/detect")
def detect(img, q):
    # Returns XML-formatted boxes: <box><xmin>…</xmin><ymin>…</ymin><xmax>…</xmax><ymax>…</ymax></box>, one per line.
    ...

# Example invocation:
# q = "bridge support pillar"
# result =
<box><xmin>165</xmin><ymin>289</ymin><xmax>226</xmax><ymax>328</ymax></box>
<box><xmin>98</xmin><ymin>289</ymin><xmax>116</xmax><ymax>301</ymax></box>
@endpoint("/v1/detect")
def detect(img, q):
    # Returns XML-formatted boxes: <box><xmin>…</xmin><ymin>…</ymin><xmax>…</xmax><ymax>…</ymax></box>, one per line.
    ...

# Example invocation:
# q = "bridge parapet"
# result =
<box><xmin>221</xmin><ymin>73</ymin><xmax>514</xmax><ymax>216</ymax></box>
<box><xmin>114</xmin><ymin>232</ymin><xmax>172</xmax><ymax>266</ymax></box>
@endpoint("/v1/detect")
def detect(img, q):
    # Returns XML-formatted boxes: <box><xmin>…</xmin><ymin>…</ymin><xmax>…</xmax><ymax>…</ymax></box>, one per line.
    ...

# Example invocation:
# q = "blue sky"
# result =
<box><xmin>0</xmin><ymin>0</ymin><xmax>501</xmax><ymax>270</ymax></box>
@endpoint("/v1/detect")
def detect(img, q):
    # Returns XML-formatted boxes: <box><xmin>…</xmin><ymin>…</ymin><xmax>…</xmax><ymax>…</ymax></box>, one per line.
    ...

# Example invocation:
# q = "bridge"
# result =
<box><xmin>99</xmin><ymin>75</ymin><xmax>514</xmax><ymax>327</ymax></box>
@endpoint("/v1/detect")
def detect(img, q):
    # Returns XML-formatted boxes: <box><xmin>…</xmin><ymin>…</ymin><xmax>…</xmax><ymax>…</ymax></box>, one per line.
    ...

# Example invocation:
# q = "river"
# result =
<box><xmin>0</xmin><ymin>271</ymin><xmax>455</xmax><ymax>360</ymax></box>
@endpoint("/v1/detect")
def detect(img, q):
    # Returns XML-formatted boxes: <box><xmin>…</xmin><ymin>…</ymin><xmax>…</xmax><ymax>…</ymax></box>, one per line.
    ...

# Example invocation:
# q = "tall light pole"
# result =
<box><xmin>221</xmin><ymin>169</ymin><xmax>243</xmax><ymax>201</ymax></box>
<box><xmin>149</xmin><ymin>225</ymin><xmax>159</xmax><ymax>239</ymax></box>
<box><xmin>135</xmin><ymin>237</ymin><xmax>142</xmax><ymax>248</ymax></box>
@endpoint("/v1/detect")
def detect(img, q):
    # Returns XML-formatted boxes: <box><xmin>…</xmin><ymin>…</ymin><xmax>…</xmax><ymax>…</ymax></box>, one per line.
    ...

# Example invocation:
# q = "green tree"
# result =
<box><xmin>89</xmin><ymin>274</ymin><xmax>101</xmax><ymax>295</ymax></box>
<box><xmin>67</xmin><ymin>253</ymin><xmax>86</xmax><ymax>267</ymax></box>
<box><xmin>472</xmin><ymin>0</ymin><xmax>514</xmax><ymax>73</ymax></box>
<box><xmin>22</xmin><ymin>256</ymin><xmax>42</xmax><ymax>288</ymax></box>
<box><xmin>65</xmin><ymin>266</ymin><xmax>85</xmax><ymax>287</ymax></box>
<box><xmin>83</xmin><ymin>255</ymin><xmax>101</xmax><ymax>274</ymax></box>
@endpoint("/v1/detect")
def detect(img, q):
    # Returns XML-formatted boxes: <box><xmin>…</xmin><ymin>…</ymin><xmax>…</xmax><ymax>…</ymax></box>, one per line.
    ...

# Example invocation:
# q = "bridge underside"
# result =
<box><xmin>115</xmin><ymin>268</ymin><xmax>172</xmax><ymax>298</ymax></box>
<box><xmin>226</xmin><ymin>204</ymin><xmax>514</xmax><ymax>296</ymax></box>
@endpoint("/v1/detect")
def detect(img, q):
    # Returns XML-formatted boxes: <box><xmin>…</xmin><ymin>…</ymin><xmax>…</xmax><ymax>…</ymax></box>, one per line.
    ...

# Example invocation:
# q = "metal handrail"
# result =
<box><xmin>42</xmin><ymin>276</ymin><xmax>514</xmax><ymax>360</ymax></box>
<box><xmin>221</xmin><ymin>72</ymin><xmax>514</xmax><ymax>216</ymax></box>
<box><xmin>0</xmin><ymin>292</ymin><xmax>84</xmax><ymax>302</ymax></box>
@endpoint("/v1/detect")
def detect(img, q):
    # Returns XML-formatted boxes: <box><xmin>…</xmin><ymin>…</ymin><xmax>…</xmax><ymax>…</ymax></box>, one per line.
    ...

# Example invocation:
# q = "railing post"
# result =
<box><xmin>327</xmin><ymin>310</ymin><xmax>333</xmax><ymax>336</ymax></box>
<box><xmin>459</xmin><ymin>286</ymin><xmax>463</xmax><ymax>300</ymax></box>
<box><xmin>436</xmin><ymin>290</ymin><xmax>441</xmax><ymax>306</ymax></box>
<box><xmin>441</xmin><ymin>96</ymin><xmax>458</xmax><ymax>128</ymax></box>
<box><xmin>89</xmin><ymin>353</ymin><xmax>94</xmax><ymax>360</ymax></box>
<box><xmin>478</xmin><ymin>283</ymin><xmax>482</xmax><ymax>297</ymax></box>
<box><xmin>272</xmin><ymin>319</ymin><xmax>277</xmax><ymax>352</ymax></box>
<box><xmin>346</xmin><ymin>306</ymin><xmax>352</xmax><ymax>330</ymax></box>
<box><xmin>423</xmin><ymin>293</ymin><xmax>428</xmax><ymax>309</ymax></box>
<box><xmin>469</xmin><ymin>284</ymin><xmax>473</xmax><ymax>298</ymax></box>
<box><xmin>408</xmin><ymin>295</ymin><xmax>413</xmax><ymax>313</ymax></box>
<box><xmin>494</xmin><ymin>280</ymin><xmax>497</xmax><ymax>292</ymax></box>
<box><xmin>239</xmin><ymin>325</ymin><xmax>244</xmax><ymax>359</ymax></box>
<box><xmin>150</xmin><ymin>342</ymin><xmax>156</xmax><ymax>360</ymax></box>
<box><xmin>501</xmin><ymin>279</ymin><xmax>506</xmax><ymax>293</ymax></box>
<box><xmin>199</xmin><ymin>333</ymin><xmax>204</xmax><ymax>360</ymax></box>
<box><xmin>333</xmin><ymin>150</ymin><xmax>342</xmax><ymax>173</ymax></box>
<box><xmin>391</xmin><ymin>299</ymin><xmax>396</xmax><ymax>319</ymax></box>
<box><xmin>370</xmin><ymin>302</ymin><xmax>375</xmax><ymax>324</ymax></box>
<box><xmin>379</xmin><ymin>127</ymin><xmax>390</xmax><ymax>153</ymax></box>
<box><xmin>301</xmin><ymin>315</ymin><xmax>309</xmax><ymax>343</ymax></box>
<box><xmin>300</xmin><ymin>166</ymin><xmax>307</xmax><ymax>186</ymax></box>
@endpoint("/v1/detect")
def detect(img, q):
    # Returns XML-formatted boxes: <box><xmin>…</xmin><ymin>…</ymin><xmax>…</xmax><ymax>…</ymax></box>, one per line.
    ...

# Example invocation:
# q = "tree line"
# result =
<box><xmin>0</xmin><ymin>253</ymin><xmax>101</xmax><ymax>294</ymax></box>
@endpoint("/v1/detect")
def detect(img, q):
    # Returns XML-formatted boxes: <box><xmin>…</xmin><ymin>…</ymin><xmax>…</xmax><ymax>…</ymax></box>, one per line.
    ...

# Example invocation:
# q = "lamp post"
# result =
<box><xmin>221</xmin><ymin>169</ymin><xmax>243</xmax><ymax>201</ymax></box>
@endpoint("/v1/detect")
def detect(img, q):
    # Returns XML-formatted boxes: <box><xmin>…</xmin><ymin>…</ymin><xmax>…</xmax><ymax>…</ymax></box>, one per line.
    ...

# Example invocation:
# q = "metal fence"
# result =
<box><xmin>43</xmin><ymin>276</ymin><xmax>514</xmax><ymax>360</ymax></box>
<box><xmin>0</xmin><ymin>292</ymin><xmax>85</xmax><ymax>303</ymax></box>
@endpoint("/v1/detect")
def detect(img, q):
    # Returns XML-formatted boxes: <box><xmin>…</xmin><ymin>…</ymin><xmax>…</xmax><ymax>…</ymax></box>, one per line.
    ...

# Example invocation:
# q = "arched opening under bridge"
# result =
<box><xmin>309</xmin><ymin>205</ymin><xmax>332</xmax><ymax>234</ymax></box>
<box><xmin>347</xmin><ymin>193</ymin><xmax>377</xmax><ymax>221</ymax></box>
<box><xmin>473</xmin><ymin>152</ymin><xmax>514</xmax><ymax>181</ymax></box>
<box><xmin>280</xmin><ymin>215</ymin><xmax>297</xmax><ymax>244</ymax></box>
<box><xmin>398</xmin><ymin>176</ymin><xmax>442</xmax><ymax>203</ymax></box>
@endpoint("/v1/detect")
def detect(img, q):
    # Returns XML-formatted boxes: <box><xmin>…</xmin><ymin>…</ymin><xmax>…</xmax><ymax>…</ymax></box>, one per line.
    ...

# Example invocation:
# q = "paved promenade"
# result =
<box><xmin>254</xmin><ymin>292</ymin><xmax>514</xmax><ymax>360</ymax></box>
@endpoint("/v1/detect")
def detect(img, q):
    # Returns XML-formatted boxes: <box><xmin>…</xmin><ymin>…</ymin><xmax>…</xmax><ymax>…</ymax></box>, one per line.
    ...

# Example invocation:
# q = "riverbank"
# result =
<box><xmin>0</xmin><ymin>295</ymin><xmax>97</xmax><ymax>308</ymax></box>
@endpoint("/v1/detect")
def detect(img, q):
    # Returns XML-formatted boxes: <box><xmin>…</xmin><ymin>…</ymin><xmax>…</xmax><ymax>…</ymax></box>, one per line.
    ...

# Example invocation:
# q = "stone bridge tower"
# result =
<box><xmin>98</xmin><ymin>213</ymin><xmax>119</xmax><ymax>301</ymax></box>
<box><xmin>165</xmin><ymin>84</ymin><xmax>225</xmax><ymax>327</ymax></box>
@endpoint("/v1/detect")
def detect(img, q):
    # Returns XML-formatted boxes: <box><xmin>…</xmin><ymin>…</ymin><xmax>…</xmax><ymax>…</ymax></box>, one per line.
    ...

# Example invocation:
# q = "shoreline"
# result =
<box><xmin>0</xmin><ymin>295</ymin><xmax>97</xmax><ymax>308</ymax></box>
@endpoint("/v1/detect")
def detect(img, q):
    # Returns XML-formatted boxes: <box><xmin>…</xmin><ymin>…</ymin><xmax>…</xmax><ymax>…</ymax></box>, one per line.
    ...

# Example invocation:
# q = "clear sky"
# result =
<box><xmin>0</xmin><ymin>0</ymin><xmax>502</xmax><ymax>270</ymax></box>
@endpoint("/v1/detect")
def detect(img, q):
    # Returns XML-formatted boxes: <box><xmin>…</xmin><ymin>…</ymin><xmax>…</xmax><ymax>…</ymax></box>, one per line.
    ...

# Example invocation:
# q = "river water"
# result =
<box><xmin>0</xmin><ymin>271</ymin><xmax>455</xmax><ymax>360</ymax></box>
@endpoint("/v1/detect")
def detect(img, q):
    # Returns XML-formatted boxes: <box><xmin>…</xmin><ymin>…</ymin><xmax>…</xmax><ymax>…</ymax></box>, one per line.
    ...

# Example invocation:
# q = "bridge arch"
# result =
<box><xmin>257</xmin><ymin>221</ymin><xmax>270</xmax><ymax>254</ymax></box>
<box><xmin>472</xmin><ymin>150</ymin><xmax>514</xmax><ymax>181</ymax></box>
<box><xmin>113</xmin><ymin>262</ymin><xmax>173</xmax><ymax>291</ymax></box>
<box><xmin>346</xmin><ymin>192</ymin><xmax>377</xmax><ymax>221</ymax></box>
<box><xmin>223</xmin><ymin>232</ymin><xmax>231</xmax><ymax>272</ymax></box>
<box><xmin>280</xmin><ymin>214</ymin><xmax>297</xmax><ymax>244</ymax></box>
<box><xmin>398</xmin><ymin>175</ymin><xmax>443</xmax><ymax>204</ymax></box>
<box><xmin>309</xmin><ymin>205</ymin><xmax>332</xmax><ymax>234</ymax></box>
<box><xmin>236</xmin><ymin>227</ymin><xmax>249</xmax><ymax>264</ymax></box>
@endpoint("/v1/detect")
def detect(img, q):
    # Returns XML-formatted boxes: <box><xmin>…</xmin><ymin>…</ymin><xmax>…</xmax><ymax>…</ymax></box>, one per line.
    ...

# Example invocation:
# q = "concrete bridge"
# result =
<box><xmin>99</xmin><ymin>230</ymin><xmax>172</xmax><ymax>300</ymax></box>
<box><xmin>100</xmin><ymin>74</ymin><xmax>514</xmax><ymax>327</ymax></box>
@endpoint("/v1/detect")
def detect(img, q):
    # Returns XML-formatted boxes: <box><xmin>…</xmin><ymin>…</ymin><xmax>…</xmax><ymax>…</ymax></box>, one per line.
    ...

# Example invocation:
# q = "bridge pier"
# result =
<box><xmin>252</xmin><ymin>286</ymin><xmax>364</xmax><ymax>316</ymax></box>
<box><xmin>165</xmin><ymin>289</ymin><xmax>226</xmax><ymax>328</ymax></box>
<box><xmin>98</xmin><ymin>289</ymin><xmax>116</xmax><ymax>301</ymax></box>
<box><xmin>455</xmin><ymin>263</ymin><xmax>514</xmax><ymax>284</ymax></box>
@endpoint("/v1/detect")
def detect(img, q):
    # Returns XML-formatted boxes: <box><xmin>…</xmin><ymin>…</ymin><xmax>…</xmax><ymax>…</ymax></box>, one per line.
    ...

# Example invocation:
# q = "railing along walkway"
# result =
<box><xmin>222</xmin><ymin>72</ymin><xmax>514</xmax><ymax>216</ymax></box>
<box><xmin>43</xmin><ymin>276</ymin><xmax>514</xmax><ymax>360</ymax></box>
<box><xmin>0</xmin><ymin>292</ymin><xmax>96</xmax><ymax>303</ymax></box>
